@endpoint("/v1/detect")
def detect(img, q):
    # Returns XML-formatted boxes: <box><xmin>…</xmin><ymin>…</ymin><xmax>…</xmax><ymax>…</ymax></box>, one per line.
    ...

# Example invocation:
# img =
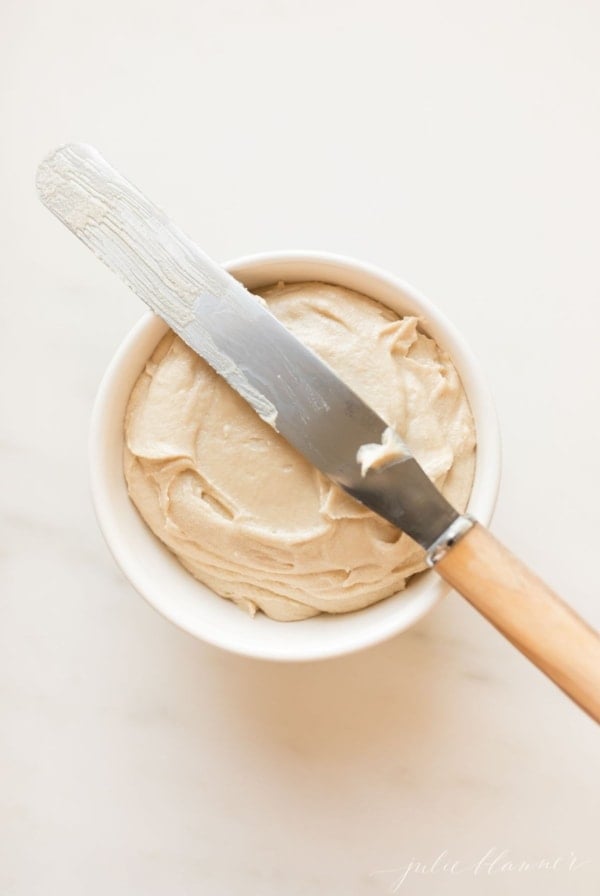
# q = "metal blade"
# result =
<box><xmin>37</xmin><ymin>143</ymin><xmax>459</xmax><ymax>550</ymax></box>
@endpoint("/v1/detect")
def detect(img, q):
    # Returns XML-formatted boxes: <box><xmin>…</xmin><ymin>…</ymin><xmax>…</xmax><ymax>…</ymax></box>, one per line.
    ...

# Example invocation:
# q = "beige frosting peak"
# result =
<box><xmin>356</xmin><ymin>427</ymin><xmax>410</xmax><ymax>476</ymax></box>
<box><xmin>124</xmin><ymin>281</ymin><xmax>476</xmax><ymax>621</ymax></box>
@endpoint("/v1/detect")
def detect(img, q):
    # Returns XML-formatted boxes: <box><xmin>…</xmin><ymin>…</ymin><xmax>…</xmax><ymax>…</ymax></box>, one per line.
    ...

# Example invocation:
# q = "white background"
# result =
<box><xmin>2</xmin><ymin>1</ymin><xmax>599</xmax><ymax>893</ymax></box>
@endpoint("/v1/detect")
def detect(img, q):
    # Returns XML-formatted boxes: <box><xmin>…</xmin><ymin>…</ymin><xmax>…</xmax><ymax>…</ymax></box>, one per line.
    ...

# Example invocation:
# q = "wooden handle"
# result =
<box><xmin>436</xmin><ymin>523</ymin><xmax>600</xmax><ymax>722</ymax></box>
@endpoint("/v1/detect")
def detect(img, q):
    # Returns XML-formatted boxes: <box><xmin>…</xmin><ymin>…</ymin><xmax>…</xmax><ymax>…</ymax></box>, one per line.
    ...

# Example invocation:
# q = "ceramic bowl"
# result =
<box><xmin>90</xmin><ymin>251</ymin><xmax>501</xmax><ymax>660</ymax></box>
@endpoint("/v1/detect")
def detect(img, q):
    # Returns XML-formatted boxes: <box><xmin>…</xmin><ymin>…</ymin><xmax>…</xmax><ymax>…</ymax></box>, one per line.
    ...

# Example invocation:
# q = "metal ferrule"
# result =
<box><xmin>426</xmin><ymin>515</ymin><xmax>476</xmax><ymax>567</ymax></box>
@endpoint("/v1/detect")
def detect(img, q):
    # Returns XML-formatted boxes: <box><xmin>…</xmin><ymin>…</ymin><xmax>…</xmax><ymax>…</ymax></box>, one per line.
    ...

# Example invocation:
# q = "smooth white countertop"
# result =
<box><xmin>2</xmin><ymin>1</ymin><xmax>599</xmax><ymax>893</ymax></box>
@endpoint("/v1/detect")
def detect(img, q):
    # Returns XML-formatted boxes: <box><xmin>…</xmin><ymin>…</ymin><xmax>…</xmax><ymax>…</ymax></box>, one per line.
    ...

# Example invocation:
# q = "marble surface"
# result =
<box><xmin>2</xmin><ymin>0</ymin><xmax>599</xmax><ymax>893</ymax></box>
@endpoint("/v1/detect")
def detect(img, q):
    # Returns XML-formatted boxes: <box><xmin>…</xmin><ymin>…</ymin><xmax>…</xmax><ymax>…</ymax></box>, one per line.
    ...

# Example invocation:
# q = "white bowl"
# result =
<box><xmin>90</xmin><ymin>251</ymin><xmax>501</xmax><ymax>661</ymax></box>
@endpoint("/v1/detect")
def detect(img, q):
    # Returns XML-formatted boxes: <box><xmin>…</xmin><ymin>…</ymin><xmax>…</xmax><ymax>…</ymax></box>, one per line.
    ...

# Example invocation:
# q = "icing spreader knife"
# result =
<box><xmin>37</xmin><ymin>144</ymin><xmax>600</xmax><ymax>722</ymax></box>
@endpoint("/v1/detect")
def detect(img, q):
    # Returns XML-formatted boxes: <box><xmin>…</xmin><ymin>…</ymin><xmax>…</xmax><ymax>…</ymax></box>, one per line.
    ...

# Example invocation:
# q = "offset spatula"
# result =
<box><xmin>37</xmin><ymin>144</ymin><xmax>600</xmax><ymax>721</ymax></box>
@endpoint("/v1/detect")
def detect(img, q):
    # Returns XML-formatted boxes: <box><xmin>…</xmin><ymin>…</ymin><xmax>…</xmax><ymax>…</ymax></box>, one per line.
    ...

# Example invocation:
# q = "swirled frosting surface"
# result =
<box><xmin>124</xmin><ymin>281</ymin><xmax>476</xmax><ymax>620</ymax></box>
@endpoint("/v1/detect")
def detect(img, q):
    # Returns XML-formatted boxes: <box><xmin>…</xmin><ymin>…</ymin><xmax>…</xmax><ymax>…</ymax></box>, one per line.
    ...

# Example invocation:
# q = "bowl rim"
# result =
<box><xmin>90</xmin><ymin>249</ymin><xmax>501</xmax><ymax>660</ymax></box>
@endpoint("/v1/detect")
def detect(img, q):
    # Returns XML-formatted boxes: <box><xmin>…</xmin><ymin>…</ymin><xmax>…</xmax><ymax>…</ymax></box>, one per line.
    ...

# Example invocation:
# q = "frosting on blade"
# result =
<box><xmin>356</xmin><ymin>427</ymin><xmax>410</xmax><ymax>477</ymax></box>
